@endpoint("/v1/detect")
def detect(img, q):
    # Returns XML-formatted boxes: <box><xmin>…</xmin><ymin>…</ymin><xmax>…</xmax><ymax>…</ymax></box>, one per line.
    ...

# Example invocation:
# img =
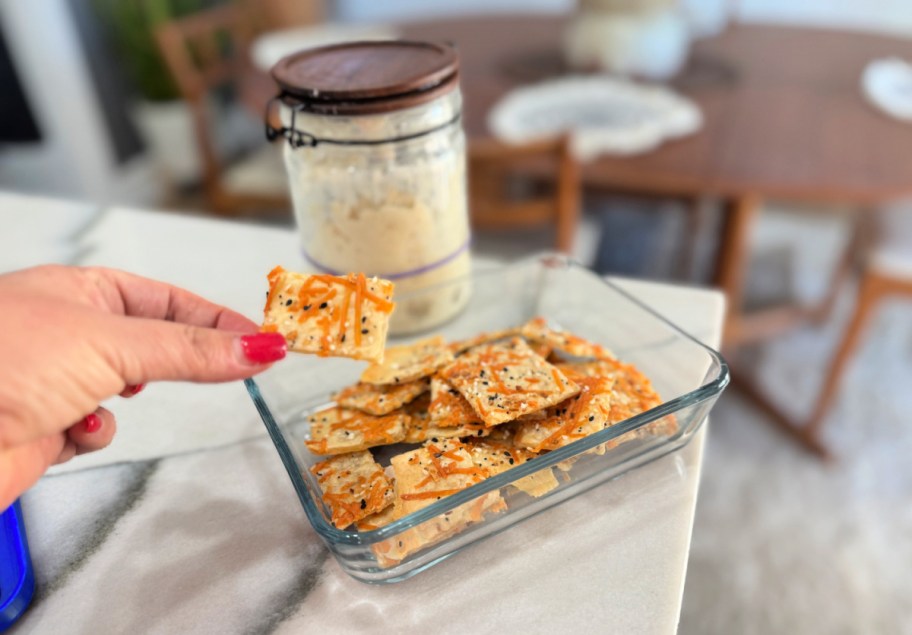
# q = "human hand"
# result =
<box><xmin>0</xmin><ymin>265</ymin><xmax>286</xmax><ymax>509</ymax></box>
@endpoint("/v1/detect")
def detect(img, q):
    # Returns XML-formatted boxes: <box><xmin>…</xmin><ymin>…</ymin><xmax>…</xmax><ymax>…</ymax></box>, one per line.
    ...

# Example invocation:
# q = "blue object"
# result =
<box><xmin>0</xmin><ymin>500</ymin><xmax>34</xmax><ymax>631</ymax></box>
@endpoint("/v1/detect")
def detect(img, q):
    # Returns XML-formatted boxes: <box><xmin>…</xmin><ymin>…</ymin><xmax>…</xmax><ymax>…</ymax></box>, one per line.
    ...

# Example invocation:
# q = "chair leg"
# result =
<box><xmin>554</xmin><ymin>138</ymin><xmax>580</xmax><ymax>254</ymax></box>
<box><xmin>805</xmin><ymin>271</ymin><xmax>887</xmax><ymax>438</ymax></box>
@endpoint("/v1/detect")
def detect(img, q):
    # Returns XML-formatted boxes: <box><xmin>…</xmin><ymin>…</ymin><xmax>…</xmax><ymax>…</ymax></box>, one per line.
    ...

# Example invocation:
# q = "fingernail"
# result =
<box><xmin>124</xmin><ymin>384</ymin><xmax>145</xmax><ymax>397</ymax></box>
<box><xmin>239</xmin><ymin>333</ymin><xmax>287</xmax><ymax>364</ymax></box>
<box><xmin>83</xmin><ymin>413</ymin><xmax>102</xmax><ymax>434</ymax></box>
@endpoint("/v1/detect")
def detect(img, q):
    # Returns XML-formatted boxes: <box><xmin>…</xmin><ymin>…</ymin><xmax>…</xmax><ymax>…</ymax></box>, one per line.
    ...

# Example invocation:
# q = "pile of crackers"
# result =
<box><xmin>262</xmin><ymin>269</ymin><xmax>673</xmax><ymax>567</ymax></box>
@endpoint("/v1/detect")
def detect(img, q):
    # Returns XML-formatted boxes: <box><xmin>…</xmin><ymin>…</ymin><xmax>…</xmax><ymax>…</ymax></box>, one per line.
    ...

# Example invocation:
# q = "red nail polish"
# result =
<box><xmin>240</xmin><ymin>333</ymin><xmax>287</xmax><ymax>364</ymax></box>
<box><xmin>124</xmin><ymin>383</ymin><xmax>145</xmax><ymax>397</ymax></box>
<box><xmin>83</xmin><ymin>413</ymin><xmax>102</xmax><ymax>434</ymax></box>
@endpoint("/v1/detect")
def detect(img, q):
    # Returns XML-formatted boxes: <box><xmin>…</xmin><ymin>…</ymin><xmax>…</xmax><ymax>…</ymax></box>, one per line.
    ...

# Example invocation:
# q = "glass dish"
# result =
<box><xmin>245</xmin><ymin>254</ymin><xmax>729</xmax><ymax>584</ymax></box>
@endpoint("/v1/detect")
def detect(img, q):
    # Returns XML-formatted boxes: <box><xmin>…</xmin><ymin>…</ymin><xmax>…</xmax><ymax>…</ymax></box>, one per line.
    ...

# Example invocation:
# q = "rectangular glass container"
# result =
<box><xmin>245</xmin><ymin>254</ymin><xmax>728</xmax><ymax>583</ymax></box>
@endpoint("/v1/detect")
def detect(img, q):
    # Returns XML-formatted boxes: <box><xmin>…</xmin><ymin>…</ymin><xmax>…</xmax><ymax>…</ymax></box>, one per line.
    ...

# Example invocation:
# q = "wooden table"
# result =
<box><xmin>253</xmin><ymin>17</ymin><xmax>912</xmax><ymax>454</ymax></box>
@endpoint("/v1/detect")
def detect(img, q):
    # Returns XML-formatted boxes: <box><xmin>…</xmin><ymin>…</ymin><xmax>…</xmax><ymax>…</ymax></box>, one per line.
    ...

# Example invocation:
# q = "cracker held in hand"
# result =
<box><xmin>305</xmin><ymin>406</ymin><xmax>407</xmax><ymax>455</ymax></box>
<box><xmin>262</xmin><ymin>267</ymin><xmax>394</xmax><ymax>363</ymax></box>
<box><xmin>334</xmin><ymin>378</ymin><xmax>430</xmax><ymax>416</ymax></box>
<box><xmin>440</xmin><ymin>337</ymin><xmax>580</xmax><ymax>427</ymax></box>
<box><xmin>360</xmin><ymin>336</ymin><xmax>454</xmax><ymax>386</ymax></box>
<box><xmin>311</xmin><ymin>451</ymin><xmax>394</xmax><ymax>529</ymax></box>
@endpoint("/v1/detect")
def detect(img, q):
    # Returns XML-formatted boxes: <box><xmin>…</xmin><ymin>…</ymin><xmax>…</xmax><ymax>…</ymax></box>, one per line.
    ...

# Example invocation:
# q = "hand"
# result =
<box><xmin>0</xmin><ymin>265</ymin><xmax>286</xmax><ymax>509</ymax></box>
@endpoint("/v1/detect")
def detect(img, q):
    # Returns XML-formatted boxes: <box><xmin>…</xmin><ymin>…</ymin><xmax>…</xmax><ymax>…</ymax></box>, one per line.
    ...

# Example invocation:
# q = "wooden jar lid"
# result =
<box><xmin>271</xmin><ymin>40</ymin><xmax>460</xmax><ymax>115</ymax></box>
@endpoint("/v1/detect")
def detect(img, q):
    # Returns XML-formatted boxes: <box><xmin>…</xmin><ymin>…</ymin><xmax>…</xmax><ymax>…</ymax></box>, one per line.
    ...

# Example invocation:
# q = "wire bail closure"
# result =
<box><xmin>264</xmin><ymin>93</ymin><xmax>461</xmax><ymax>149</ymax></box>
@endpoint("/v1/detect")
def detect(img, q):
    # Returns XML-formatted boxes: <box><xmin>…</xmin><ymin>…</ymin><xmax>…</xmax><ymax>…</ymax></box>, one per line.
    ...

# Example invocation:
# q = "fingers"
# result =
<box><xmin>106</xmin><ymin>319</ymin><xmax>287</xmax><ymax>384</ymax></box>
<box><xmin>86</xmin><ymin>268</ymin><xmax>260</xmax><ymax>332</ymax></box>
<box><xmin>119</xmin><ymin>383</ymin><xmax>145</xmax><ymax>398</ymax></box>
<box><xmin>66</xmin><ymin>407</ymin><xmax>117</xmax><ymax>456</ymax></box>
<box><xmin>0</xmin><ymin>434</ymin><xmax>65</xmax><ymax>511</ymax></box>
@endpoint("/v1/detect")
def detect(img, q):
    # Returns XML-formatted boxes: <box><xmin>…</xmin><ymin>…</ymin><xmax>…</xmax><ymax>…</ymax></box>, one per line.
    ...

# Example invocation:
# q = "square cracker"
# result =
<box><xmin>448</xmin><ymin>327</ymin><xmax>519</xmax><ymax>355</ymax></box>
<box><xmin>513</xmin><ymin>375</ymin><xmax>616</xmax><ymax>453</ymax></box>
<box><xmin>440</xmin><ymin>337</ymin><xmax>580</xmax><ymax>427</ymax></box>
<box><xmin>373</xmin><ymin>440</ymin><xmax>504</xmax><ymax>566</ymax></box>
<box><xmin>262</xmin><ymin>267</ymin><xmax>394</xmax><ymax>363</ymax></box>
<box><xmin>428</xmin><ymin>375</ymin><xmax>483</xmax><ymax>428</ymax></box>
<box><xmin>310</xmin><ymin>451</ymin><xmax>394</xmax><ymax>529</ymax></box>
<box><xmin>402</xmin><ymin>395</ymin><xmax>489</xmax><ymax>444</ymax></box>
<box><xmin>389</xmin><ymin>439</ymin><xmax>487</xmax><ymax>518</ymax></box>
<box><xmin>520</xmin><ymin>317</ymin><xmax>614</xmax><ymax>361</ymax></box>
<box><xmin>305</xmin><ymin>406</ymin><xmax>407</xmax><ymax>455</ymax></box>
<box><xmin>464</xmin><ymin>438</ymin><xmax>558</xmax><ymax>498</ymax></box>
<box><xmin>334</xmin><ymin>378</ymin><xmax>430</xmax><ymax>415</ymax></box>
<box><xmin>360</xmin><ymin>336</ymin><xmax>454</xmax><ymax>385</ymax></box>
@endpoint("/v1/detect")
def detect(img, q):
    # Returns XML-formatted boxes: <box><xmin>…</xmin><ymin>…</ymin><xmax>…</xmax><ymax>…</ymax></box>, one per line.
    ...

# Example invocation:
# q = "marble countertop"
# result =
<box><xmin>2</xmin><ymin>195</ymin><xmax>724</xmax><ymax>634</ymax></box>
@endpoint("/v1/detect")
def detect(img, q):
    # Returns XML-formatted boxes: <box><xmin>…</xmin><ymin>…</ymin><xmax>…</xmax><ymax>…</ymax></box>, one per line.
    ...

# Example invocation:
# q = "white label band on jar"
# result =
<box><xmin>302</xmin><ymin>238</ymin><xmax>471</xmax><ymax>281</ymax></box>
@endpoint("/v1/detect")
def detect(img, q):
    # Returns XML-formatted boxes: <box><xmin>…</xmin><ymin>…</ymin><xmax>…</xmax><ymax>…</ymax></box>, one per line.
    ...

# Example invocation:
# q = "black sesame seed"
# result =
<box><xmin>431</xmin><ymin>437</ymin><xmax>438</xmax><ymax>443</ymax></box>
<box><xmin>360</xmin><ymin>499</ymin><xmax>367</xmax><ymax>510</ymax></box>
<box><xmin>361</xmin><ymin>328</ymin><xmax>369</xmax><ymax>334</ymax></box>
<box><xmin>588</xmin><ymin>415</ymin><xmax>595</xmax><ymax>421</ymax></box>
<box><xmin>319</xmin><ymin>302</ymin><xmax>328</xmax><ymax>309</ymax></box>
<box><xmin>362</xmin><ymin>316</ymin><xmax>367</xmax><ymax>323</ymax></box>
<box><xmin>303</xmin><ymin>304</ymin><xmax>311</xmax><ymax>310</ymax></box>
<box><xmin>285</xmin><ymin>299</ymin><xmax>292</xmax><ymax>306</ymax></box>
<box><xmin>341</xmin><ymin>334</ymin><xmax>346</xmax><ymax>342</ymax></box>
<box><xmin>508</xmin><ymin>458</ymin><xmax>515</xmax><ymax>465</ymax></box>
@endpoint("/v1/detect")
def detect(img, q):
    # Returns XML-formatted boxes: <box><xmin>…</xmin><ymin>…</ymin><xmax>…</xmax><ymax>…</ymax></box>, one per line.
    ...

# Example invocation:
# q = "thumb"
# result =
<box><xmin>111</xmin><ymin>318</ymin><xmax>287</xmax><ymax>383</ymax></box>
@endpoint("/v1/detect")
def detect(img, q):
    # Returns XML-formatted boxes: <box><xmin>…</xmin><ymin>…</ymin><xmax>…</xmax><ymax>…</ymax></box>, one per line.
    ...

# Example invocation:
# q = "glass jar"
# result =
<box><xmin>266</xmin><ymin>41</ymin><xmax>472</xmax><ymax>334</ymax></box>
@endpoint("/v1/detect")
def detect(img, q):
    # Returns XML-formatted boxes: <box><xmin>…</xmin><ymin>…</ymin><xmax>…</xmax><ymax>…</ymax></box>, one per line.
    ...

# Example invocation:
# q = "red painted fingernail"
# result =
<box><xmin>239</xmin><ymin>333</ymin><xmax>287</xmax><ymax>364</ymax></box>
<box><xmin>83</xmin><ymin>413</ymin><xmax>102</xmax><ymax>434</ymax></box>
<box><xmin>124</xmin><ymin>384</ymin><xmax>145</xmax><ymax>397</ymax></box>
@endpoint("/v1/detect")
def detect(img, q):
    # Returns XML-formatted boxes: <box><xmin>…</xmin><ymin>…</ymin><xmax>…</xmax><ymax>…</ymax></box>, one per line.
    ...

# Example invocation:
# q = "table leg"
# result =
<box><xmin>714</xmin><ymin>194</ymin><xmax>761</xmax><ymax>347</ymax></box>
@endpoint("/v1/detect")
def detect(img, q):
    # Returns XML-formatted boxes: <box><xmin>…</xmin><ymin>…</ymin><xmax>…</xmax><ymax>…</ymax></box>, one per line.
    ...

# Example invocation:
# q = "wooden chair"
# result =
<box><xmin>805</xmin><ymin>208</ymin><xmax>912</xmax><ymax>442</ymax></box>
<box><xmin>154</xmin><ymin>4</ymin><xmax>289</xmax><ymax>215</ymax></box>
<box><xmin>468</xmin><ymin>137</ymin><xmax>580</xmax><ymax>254</ymax></box>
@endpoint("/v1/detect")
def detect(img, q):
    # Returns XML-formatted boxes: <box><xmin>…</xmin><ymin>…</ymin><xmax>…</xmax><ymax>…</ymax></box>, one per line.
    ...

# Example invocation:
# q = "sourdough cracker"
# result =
<box><xmin>360</xmin><ymin>336</ymin><xmax>454</xmax><ymax>385</ymax></box>
<box><xmin>305</xmin><ymin>406</ymin><xmax>407</xmax><ymax>455</ymax></box>
<box><xmin>464</xmin><ymin>438</ymin><xmax>558</xmax><ymax>498</ymax></box>
<box><xmin>513</xmin><ymin>376</ymin><xmax>616</xmax><ymax>452</ymax></box>
<box><xmin>520</xmin><ymin>317</ymin><xmax>615</xmax><ymax>361</ymax></box>
<box><xmin>334</xmin><ymin>378</ymin><xmax>430</xmax><ymax>415</ymax></box>
<box><xmin>448</xmin><ymin>328</ymin><xmax>519</xmax><ymax>355</ymax></box>
<box><xmin>310</xmin><ymin>451</ymin><xmax>393</xmax><ymax>529</ymax></box>
<box><xmin>427</xmin><ymin>375</ymin><xmax>483</xmax><ymax>428</ymax></box>
<box><xmin>262</xmin><ymin>267</ymin><xmax>394</xmax><ymax>362</ymax></box>
<box><xmin>440</xmin><ymin>337</ymin><xmax>580</xmax><ymax>427</ymax></box>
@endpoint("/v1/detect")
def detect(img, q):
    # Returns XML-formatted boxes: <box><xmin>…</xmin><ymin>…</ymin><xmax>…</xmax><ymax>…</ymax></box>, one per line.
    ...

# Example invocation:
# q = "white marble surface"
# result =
<box><xmin>2</xmin><ymin>196</ymin><xmax>725</xmax><ymax>634</ymax></box>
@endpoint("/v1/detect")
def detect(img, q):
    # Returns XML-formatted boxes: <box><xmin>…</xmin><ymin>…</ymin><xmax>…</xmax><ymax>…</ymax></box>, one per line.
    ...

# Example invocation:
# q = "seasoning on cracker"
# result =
<box><xmin>261</xmin><ymin>267</ymin><xmax>394</xmax><ymax>363</ymax></box>
<box><xmin>305</xmin><ymin>406</ymin><xmax>408</xmax><ymax>455</ymax></box>
<box><xmin>334</xmin><ymin>378</ymin><xmax>430</xmax><ymax>416</ymax></box>
<box><xmin>311</xmin><ymin>451</ymin><xmax>394</xmax><ymax>529</ymax></box>
<box><xmin>360</xmin><ymin>335</ymin><xmax>454</xmax><ymax>385</ymax></box>
<box><xmin>440</xmin><ymin>337</ymin><xmax>580</xmax><ymax>427</ymax></box>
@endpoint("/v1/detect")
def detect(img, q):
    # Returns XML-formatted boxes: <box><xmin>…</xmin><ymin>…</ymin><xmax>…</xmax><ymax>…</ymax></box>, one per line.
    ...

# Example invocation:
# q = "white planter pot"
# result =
<box><xmin>564</xmin><ymin>8</ymin><xmax>691</xmax><ymax>80</ymax></box>
<box><xmin>133</xmin><ymin>99</ymin><xmax>202</xmax><ymax>185</ymax></box>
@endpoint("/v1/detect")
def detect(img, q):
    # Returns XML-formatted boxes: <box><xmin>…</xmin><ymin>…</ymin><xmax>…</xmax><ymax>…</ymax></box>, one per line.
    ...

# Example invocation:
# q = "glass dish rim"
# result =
<box><xmin>245</xmin><ymin>253</ymin><xmax>730</xmax><ymax>545</ymax></box>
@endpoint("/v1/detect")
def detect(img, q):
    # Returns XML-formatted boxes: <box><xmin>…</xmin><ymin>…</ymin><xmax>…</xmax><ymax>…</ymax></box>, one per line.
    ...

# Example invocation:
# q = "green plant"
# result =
<box><xmin>91</xmin><ymin>0</ymin><xmax>224</xmax><ymax>101</ymax></box>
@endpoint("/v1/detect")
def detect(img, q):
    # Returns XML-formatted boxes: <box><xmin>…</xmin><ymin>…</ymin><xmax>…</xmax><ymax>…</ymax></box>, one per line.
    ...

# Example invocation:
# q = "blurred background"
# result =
<box><xmin>3</xmin><ymin>0</ymin><xmax>912</xmax><ymax>632</ymax></box>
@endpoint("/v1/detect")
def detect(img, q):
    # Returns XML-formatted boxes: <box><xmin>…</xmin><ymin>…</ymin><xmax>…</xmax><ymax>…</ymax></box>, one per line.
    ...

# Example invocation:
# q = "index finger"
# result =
<box><xmin>86</xmin><ymin>267</ymin><xmax>259</xmax><ymax>333</ymax></box>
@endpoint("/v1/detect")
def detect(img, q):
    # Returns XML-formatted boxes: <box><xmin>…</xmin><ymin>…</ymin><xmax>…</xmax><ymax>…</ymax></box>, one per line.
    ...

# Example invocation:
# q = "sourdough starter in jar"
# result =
<box><xmin>267</xmin><ymin>41</ymin><xmax>471</xmax><ymax>334</ymax></box>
